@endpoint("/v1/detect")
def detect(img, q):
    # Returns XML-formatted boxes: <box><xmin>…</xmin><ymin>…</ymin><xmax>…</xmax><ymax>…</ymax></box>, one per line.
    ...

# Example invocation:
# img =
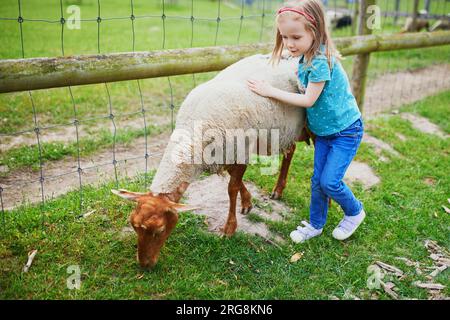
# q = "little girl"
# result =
<box><xmin>247</xmin><ymin>0</ymin><xmax>365</xmax><ymax>243</ymax></box>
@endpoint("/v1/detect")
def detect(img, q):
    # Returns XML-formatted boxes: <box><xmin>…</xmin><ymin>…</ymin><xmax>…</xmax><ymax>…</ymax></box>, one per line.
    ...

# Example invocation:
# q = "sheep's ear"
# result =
<box><xmin>111</xmin><ymin>189</ymin><xmax>146</xmax><ymax>202</ymax></box>
<box><xmin>169</xmin><ymin>202</ymin><xmax>201</xmax><ymax>213</ymax></box>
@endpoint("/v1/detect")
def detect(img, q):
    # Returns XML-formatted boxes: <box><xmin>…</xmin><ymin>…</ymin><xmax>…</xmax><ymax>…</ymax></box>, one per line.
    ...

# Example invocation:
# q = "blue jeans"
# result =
<box><xmin>309</xmin><ymin>118</ymin><xmax>364</xmax><ymax>229</ymax></box>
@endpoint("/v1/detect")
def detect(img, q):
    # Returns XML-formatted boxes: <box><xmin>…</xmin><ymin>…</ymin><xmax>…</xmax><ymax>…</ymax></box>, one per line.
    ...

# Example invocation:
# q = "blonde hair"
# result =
<box><xmin>270</xmin><ymin>0</ymin><xmax>342</xmax><ymax>69</ymax></box>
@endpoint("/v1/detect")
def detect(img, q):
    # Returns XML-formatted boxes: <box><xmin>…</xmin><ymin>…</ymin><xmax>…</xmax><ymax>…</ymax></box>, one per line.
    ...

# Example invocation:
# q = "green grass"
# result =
<box><xmin>1</xmin><ymin>90</ymin><xmax>448</xmax><ymax>299</ymax></box>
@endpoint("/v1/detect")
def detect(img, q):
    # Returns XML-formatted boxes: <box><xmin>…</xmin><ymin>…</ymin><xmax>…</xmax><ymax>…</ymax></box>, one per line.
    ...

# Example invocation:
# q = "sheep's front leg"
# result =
<box><xmin>223</xmin><ymin>164</ymin><xmax>247</xmax><ymax>236</ymax></box>
<box><xmin>271</xmin><ymin>143</ymin><xmax>296</xmax><ymax>200</ymax></box>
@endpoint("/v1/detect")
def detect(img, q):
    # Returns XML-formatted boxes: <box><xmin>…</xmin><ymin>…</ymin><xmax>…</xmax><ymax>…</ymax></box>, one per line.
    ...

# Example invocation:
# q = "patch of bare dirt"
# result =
<box><xmin>362</xmin><ymin>133</ymin><xmax>401</xmax><ymax>162</ymax></box>
<box><xmin>344</xmin><ymin>161</ymin><xmax>381</xmax><ymax>189</ymax></box>
<box><xmin>364</xmin><ymin>64</ymin><xmax>450</xmax><ymax>118</ymax></box>
<box><xmin>423</xmin><ymin>177</ymin><xmax>436</xmax><ymax>186</ymax></box>
<box><xmin>0</xmin><ymin>132</ymin><xmax>170</xmax><ymax>210</ymax></box>
<box><xmin>0</xmin><ymin>114</ymin><xmax>170</xmax><ymax>153</ymax></box>
<box><xmin>400</xmin><ymin>113</ymin><xmax>449</xmax><ymax>138</ymax></box>
<box><xmin>184</xmin><ymin>174</ymin><xmax>290</xmax><ymax>242</ymax></box>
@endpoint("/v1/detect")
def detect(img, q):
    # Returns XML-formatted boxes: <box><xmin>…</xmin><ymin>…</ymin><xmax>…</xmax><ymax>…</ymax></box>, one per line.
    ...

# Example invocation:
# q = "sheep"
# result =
<box><xmin>112</xmin><ymin>53</ymin><xmax>311</xmax><ymax>268</ymax></box>
<box><xmin>335</xmin><ymin>15</ymin><xmax>352</xmax><ymax>29</ymax></box>
<box><xmin>326</xmin><ymin>10</ymin><xmax>352</xmax><ymax>30</ymax></box>
<box><xmin>401</xmin><ymin>17</ymin><xmax>430</xmax><ymax>33</ymax></box>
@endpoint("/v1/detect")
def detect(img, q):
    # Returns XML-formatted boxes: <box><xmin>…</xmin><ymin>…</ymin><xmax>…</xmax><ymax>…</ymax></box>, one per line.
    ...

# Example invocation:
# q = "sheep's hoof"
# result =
<box><xmin>270</xmin><ymin>191</ymin><xmax>282</xmax><ymax>200</ymax></box>
<box><xmin>240</xmin><ymin>205</ymin><xmax>252</xmax><ymax>215</ymax></box>
<box><xmin>222</xmin><ymin>223</ymin><xmax>237</xmax><ymax>237</ymax></box>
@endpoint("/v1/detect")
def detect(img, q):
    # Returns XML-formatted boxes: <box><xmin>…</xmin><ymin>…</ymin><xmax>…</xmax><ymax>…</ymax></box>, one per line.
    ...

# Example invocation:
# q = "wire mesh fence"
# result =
<box><xmin>0</xmin><ymin>0</ymin><xmax>449</xmax><ymax>224</ymax></box>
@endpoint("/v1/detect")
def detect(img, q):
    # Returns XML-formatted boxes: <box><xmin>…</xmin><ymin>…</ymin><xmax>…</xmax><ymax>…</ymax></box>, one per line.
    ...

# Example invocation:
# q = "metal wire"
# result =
<box><xmin>0</xmin><ymin>0</ymin><xmax>449</xmax><ymax>226</ymax></box>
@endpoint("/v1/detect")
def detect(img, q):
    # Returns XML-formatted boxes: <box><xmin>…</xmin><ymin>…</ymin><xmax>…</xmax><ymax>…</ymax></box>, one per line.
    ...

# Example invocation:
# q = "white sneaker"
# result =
<box><xmin>290</xmin><ymin>221</ymin><xmax>323</xmax><ymax>243</ymax></box>
<box><xmin>332</xmin><ymin>209</ymin><xmax>366</xmax><ymax>240</ymax></box>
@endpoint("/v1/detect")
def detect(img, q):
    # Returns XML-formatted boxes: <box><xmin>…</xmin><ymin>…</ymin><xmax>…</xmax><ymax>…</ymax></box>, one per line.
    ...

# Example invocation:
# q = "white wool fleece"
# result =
<box><xmin>151</xmin><ymin>53</ymin><xmax>306</xmax><ymax>194</ymax></box>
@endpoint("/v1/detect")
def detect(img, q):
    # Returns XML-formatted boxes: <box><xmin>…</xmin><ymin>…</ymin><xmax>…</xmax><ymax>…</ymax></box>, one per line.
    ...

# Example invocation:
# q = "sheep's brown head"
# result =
<box><xmin>112</xmin><ymin>189</ymin><xmax>196</xmax><ymax>269</ymax></box>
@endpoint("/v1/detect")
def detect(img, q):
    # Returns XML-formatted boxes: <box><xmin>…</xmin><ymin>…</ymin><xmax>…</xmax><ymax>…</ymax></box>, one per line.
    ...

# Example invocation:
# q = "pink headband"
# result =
<box><xmin>277</xmin><ymin>7</ymin><xmax>316</xmax><ymax>26</ymax></box>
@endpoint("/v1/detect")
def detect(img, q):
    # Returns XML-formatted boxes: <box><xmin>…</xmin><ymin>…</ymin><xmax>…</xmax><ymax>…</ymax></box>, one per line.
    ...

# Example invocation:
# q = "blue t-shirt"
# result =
<box><xmin>297</xmin><ymin>46</ymin><xmax>361</xmax><ymax>136</ymax></box>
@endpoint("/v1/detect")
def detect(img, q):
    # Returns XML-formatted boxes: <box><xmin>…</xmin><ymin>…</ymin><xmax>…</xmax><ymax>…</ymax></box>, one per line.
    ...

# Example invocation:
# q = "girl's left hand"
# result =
<box><xmin>247</xmin><ymin>79</ymin><xmax>273</xmax><ymax>98</ymax></box>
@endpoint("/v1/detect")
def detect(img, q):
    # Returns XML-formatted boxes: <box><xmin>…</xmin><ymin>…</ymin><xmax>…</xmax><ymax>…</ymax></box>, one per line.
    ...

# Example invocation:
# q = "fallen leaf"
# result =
<box><xmin>22</xmin><ymin>250</ymin><xmax>38</xmax><ymax>273</ymax></box>
<box><xmin>437</xmin><ymin>258</ymin><xmax>450</xmax><ymax>267</ymax></box>
<box><xmin>136</xmin><ymin>274</ymin><xmax>144</xmax><ymax>280</ymax></box>
<box><xmin>413</xmin><ymin>281</ymin><xmax>446</xmax><ymax>290</ymax></box>
<box><xmin>428</xmin><ymin>290</ymin><xmax>447</xmax><ymax>300</ymax></box>
<box><xmin>290</xmin><ymin>252</ymin><xmax>303</xmax><ymax>263</ymax></box>
<box><xmin>384</xmin><ymin>282</ymin><xmax>396</xmax><ymax>290</ymax></box>
<box><xmin>375</xmin><ymin>261</ymin><xmax>404</xmax><ymax>277</ymax></box>
<box><xmin>381</xmin><ymin>281</ymin><xmax>399</xmax><ymax>300</ymax></box>
<box><xmin>216</xmin><ymin>280</ymin><xmax>228</xmax><ymax>286</ymax></box>
<box><xmin>424</xmin><ymin>240</ymin><xmax>448</xmax><ymax>256</ymax></box>
<box><xmin>77</xmin><ymin>209</ymin><xmax>96</xmax><ymax>219</ymax></box>
<box><xmin>430</xmin><ymin>253</ymin><xmax>442</xmax><ymax>261</ymax></box>
<box><xmin>429</xmin><ymin>265</ymin><xmax>447</xmax><ymax>278</ymax></box>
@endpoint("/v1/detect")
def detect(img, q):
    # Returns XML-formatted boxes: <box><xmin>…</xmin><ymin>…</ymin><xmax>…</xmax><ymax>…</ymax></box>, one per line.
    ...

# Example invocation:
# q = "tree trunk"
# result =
<box><xmin>411</xmin><ymin>0</ymin><xmax>420</xmax><ymax>32</ymax></box>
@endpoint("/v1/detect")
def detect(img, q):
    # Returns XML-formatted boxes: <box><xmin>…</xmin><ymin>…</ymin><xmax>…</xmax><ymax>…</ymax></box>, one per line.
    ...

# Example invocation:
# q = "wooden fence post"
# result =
<box><xmin>424</xmin><ymin>0</ymin><xmax>431</xmax><ymax>13</ymax></box>
<box><xmin>350</xmin><ymin>0</ymin><xmax>376</xmax><ymax>113</ymax></box>
<box><xmin>394</xmin><ymin>0</ymin><xmax>400</xmax><ymax>25</ymax></box>
<box><xmin>411</xmin><ymin>0</ymin><xmax>420</xmax><ymax>32</ymax></box>
<box><xmin>351</xmin><ymin>0</ymin><xmax>359</xmax><ymax>36</ymax></box>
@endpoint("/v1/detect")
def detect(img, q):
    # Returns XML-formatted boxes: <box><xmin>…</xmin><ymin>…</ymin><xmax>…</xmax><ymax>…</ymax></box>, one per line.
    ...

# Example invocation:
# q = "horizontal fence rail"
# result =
<box><xmin>381</xmin><ymin>11</ymin><xmax>450</xmax><ymax>20</ymax></box>
<box><xmin>1</xmin><ymin>31</ymin><xmax>450</xmax><ymax>94</ymax></box>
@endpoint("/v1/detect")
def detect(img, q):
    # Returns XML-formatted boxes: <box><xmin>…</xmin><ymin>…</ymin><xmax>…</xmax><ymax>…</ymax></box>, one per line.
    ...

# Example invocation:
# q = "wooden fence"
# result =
<box><xmin>1</xmin><ymin>31</ymin><xmax>449</xmax><ymax>89</ymax></box>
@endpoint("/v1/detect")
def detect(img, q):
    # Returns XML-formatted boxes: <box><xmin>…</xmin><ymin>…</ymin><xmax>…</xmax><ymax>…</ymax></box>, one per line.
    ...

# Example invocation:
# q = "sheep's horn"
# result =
<box><xmin>118</xmin><ymin>188</ymin><xmax>147</xmax><ymax>195</ymax></box>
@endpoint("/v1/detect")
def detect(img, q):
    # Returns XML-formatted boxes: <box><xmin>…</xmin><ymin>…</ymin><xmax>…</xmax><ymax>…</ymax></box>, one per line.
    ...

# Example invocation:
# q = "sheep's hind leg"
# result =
<box><xmin>271</xmin><ymin>143</ymin><xmax>296</xmax><ymax>200</ymax></box>
<box><xmin>240</xmin><ymin>182</ymin><xmax>252</xmax><ymax>215</ymax></box>
<box><xmin>223</xmin><ymin>164</ymin><xmax>247</xmax><ymax>236</ymax></box>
